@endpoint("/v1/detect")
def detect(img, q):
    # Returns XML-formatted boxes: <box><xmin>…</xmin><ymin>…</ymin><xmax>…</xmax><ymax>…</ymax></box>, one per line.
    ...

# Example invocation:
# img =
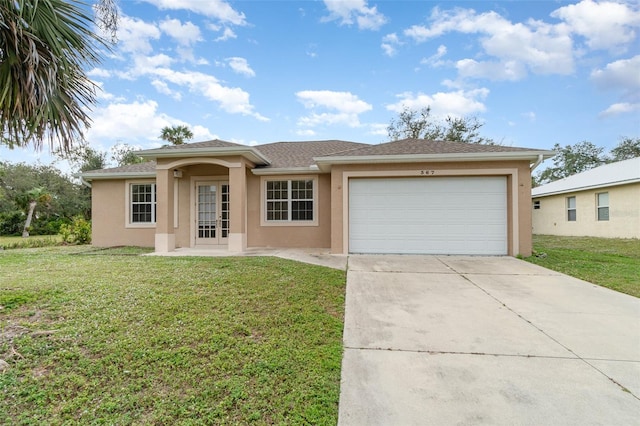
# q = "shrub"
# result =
<box><xmin>60</xmin><ymin>216</ymin><xmax>92</xmax><ymax>245</ymax></box>
<box><xmin>0</xmin><ymin>211</ymin><xmax>24</xmax><ymax>235</ymax></box>
<box><xmin>30</xmin><ymin>216</ymin><xmax>71</xmax><ymax>236</ymax></box>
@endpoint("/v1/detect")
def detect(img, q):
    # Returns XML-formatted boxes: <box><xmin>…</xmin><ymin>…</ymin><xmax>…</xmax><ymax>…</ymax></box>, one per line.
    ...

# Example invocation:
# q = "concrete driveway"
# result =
<box><xmin>338</xmin><ymin>255</ymin><xmax>640</xmax><ymax>425</ymax></box>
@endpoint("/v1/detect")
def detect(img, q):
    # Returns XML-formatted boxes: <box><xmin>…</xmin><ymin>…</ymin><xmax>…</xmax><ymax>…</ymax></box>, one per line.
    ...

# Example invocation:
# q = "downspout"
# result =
<box><xmin>530</xmin><ymin>154</ymin><xmax>544</xmax><ymax>171</ymax></box>
<box><xmin>79</xmin><ymin>176</ymin><xmax>92</xmax><ymax>188</ymax></box>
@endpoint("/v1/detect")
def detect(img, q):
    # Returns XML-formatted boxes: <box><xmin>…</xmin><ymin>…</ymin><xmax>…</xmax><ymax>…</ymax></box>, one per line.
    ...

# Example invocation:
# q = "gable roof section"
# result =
<box><xmin>313</xmin><ymin>138</ymin><xmax>554</xmax><ymax>171</ymax></box>
<box><xmin>137</xmin><ymin>139</ymin><xmax>271</xmax><ymax>165</ymax></box>
<box><xmin>252</xmin><ymin>140</ymin><xmax>368</xmax><ymax>173</ymax></box>
<box><xmin>80</xmin><ymin>161</ymin><xmax>157</xmax><ymax>181</ymax></box>
<box><xmin>532</xmin><ymin>157</ymin><xmax>640</xmax><ymax>197</ymax></box>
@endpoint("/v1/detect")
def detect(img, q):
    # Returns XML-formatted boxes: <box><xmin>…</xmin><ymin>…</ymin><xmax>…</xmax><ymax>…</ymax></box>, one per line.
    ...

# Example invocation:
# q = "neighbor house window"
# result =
<box><xmin>533</xmin><ymin>200</ymin><xmax>541</xmax><ymax>210</ymax></box>
<box><xmin>130</xmin><ymin>183</ymin><xmax>156</xmax><ymax>224</ymax></box>
<box><xmin>265</xmin><ymin>179</ymin><xmax>314</xmax><ymax>222</ymax></box>
<box><xmin>566</xmin><ymin>196</ymin><xmax>576</xmax><ymax>221</ymax></box>
<box><xmin>597</xmin><ymin>192</ymin><xmax>609</xmax><ymax>221</ymax></box>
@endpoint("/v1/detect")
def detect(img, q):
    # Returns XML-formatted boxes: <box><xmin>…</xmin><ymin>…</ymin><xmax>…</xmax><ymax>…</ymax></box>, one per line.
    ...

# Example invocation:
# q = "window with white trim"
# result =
<box><xmin>130</xmin><ymin>183</ymin><xmax>156</xmax><ymax>224</ymax></box>
<box><xmin>266</xmin><ymin>179</ymin><xmax>314</xmax><ymax>222</ymax></box>
<box><xmin>596</xmin><ymin>192</ymin><xmax>609</xmax><ymax>221</ymax></box>
<box><xmin>533</xmin><ymin>200</ymin><xmax>541</xmax><ymax>210</ymax></box>
<box><xmin>566</xmin><ymin>196</ymin><xmax>576</xmax><ymax>221</ymax></box>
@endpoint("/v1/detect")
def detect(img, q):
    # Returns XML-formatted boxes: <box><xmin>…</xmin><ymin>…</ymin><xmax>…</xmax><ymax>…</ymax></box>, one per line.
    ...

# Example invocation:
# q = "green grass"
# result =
<box><xmin>525</xmin><ymin>235</ymin><xmax>640</xmax><ymax>298</ymax></box>
<box><xmin>0</xmin><ymin>246</ymin><xmax>346</xmax><ymax>425</ymax></box>
<box><xmin>0</xmin><ymin>235</ymin><xmax>63</xmax><ymax>250</ymax></box>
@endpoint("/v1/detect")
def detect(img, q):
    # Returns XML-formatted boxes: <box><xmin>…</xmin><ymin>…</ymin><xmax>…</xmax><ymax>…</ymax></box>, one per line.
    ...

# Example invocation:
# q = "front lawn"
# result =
<box><xmin>525</xmin><ymin>235</ymin><xmax>640</xmax><ymax>298</ymax></box>
<box><xmin>0</xmin><ymin>247</ymin><xmax>346</xmax><ymax>425</ymax></box>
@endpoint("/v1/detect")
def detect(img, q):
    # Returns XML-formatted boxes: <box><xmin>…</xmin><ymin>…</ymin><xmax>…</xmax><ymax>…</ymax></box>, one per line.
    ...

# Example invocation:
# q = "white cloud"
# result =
<box><xmin>522</xmin><ymin>111</ymin><xmax>536</xmax><ymax>122</ymax></box>
<box><xmin>215</xmin><ymin>27</ymin><xmax>237</xmax><ymax>42</ymax></box>
<box><xmin>191</xmin><ymin>125</ymin><xmax>218</xmax><ymax>141</ymax></box>
<box><xmin>118</xmin><ymin>54</ymin><xmax>173</xmax><ymax>79</ymax></box>
<box><xmin>117</xmin><ymin>16</ymin><xmax>161</xmax><ymax>55</ymax></box>
<box><xmin>381</xmin><ymin>33</ymin><xmax>401</xmax><ymax>57</ymax></box>
<box><xmin>159</xmin><ymin>18</ymin><xmax>202</xmax><ymax>46</ymax></box>
<box><xmin>551</xmin><ymin>0</ymin><xmax>640</xmax><ymax>51</ymax></box>
<box><xmin>591</xmin><ymin>55</ymin><xmax>640</xmax><ymax>91</ymax></box>
<box><xmin>421</xmin><ymin>44</ymin><xmax>448</xmax><ymax>67</ymax></box>
<box><xmin>456</xmin><ymin>59</ymin><xmax>527</xmax><ymax>81</ymax></box>
<box><xmin>404</xmin><ymin>7</ymin><xmax>575</xmax><ymax>80</ymax></box>
<box><xmin>599</xmin><ymin>102</ymin><xmax>640</xmax><ymax>117</ymax></box>
<box><xmin>322</xmin><ymin>0</ymin><xmax>387</xmax><ymax>30</ymax></box>
<box><xmin>226</xmin><ymin>57</ymin><xmax>256</xmax><ymax>77</ymax></box>
<box><xmin>386</xmin><ymin>89</ymin><xmax>489</xmax><ymax>117</ymax></box>
<box><xmin>151</xmin><ymin>79</ymin><xmax>182</xmax><ymax>100</ymax></box>
<box><xmin>88</xmin><ymin>68</ymin><xmax>112</xmax><ymax>78</ymax></box>
<box><xmin>591</xmin><ymin>55</ymin><xmax>640</xmax><ymax>115</ymax></box>
<box><xmin>296</xmin><ymin>90</ymin><xmax>372</xmax><ymax>114</ymax></box>
<box><xmin>86</xmin><ymin>100</ymin><xmax>176</xmax><ymax>143</ymax></box>
<box><xmin>142</xmin><ymin>0</ymin><xmax>246</xmax><ymax>25</ymax></box>
<box><xmin>151</xmin><ymin>68</ymin><xmax>268</xmax><ymax>121</ymax></box>
<box><xmin>296</xmin><ymin>90</ymin><xmax>372</xmax><ymax>128</ymax></box>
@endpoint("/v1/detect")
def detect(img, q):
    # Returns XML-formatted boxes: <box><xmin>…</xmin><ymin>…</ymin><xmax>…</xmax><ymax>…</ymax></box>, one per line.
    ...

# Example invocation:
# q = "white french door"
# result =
<box><xmin>195</xmin><ymin>181</ymin><xmax>229</xmax><ymax>246</ymax></box>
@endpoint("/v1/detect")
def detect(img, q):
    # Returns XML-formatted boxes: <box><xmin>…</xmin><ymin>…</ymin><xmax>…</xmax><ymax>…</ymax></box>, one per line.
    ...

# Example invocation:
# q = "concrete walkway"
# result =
<box><xmin>338</xmin><ymin>255</ymin><xmax>640</xmax><ymax>425</ymax></box>
<box><xmin>146</xmin><ymin>247</ymin><xmax>348</xmax><ymax>270</ymax></box>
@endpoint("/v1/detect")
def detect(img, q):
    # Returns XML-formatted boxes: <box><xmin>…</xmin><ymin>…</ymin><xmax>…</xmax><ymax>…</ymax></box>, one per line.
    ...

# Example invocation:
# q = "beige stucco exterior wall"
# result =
<box><xmin>246</xmin><ymin>173</ymin><xmax>332</xmax><ymax>248</ymax></box>
<box><xmin>91</xmin><ymin>179</ymin><xmax>155</xmax><ymax>247</ymax></box>
<box><xmin>90</xmin><ymin>158</ymin><xmax>535</xmax><ymax>255</ymax></box>
<box><xmin>329</xmin><ymin>160</ymin><xmax>534</xmax><ymax>257</ymax></box>
<box><xmin>532</xmin><ymin>183</ymin><xmax>640</xmax><ymax>238</ymax></box>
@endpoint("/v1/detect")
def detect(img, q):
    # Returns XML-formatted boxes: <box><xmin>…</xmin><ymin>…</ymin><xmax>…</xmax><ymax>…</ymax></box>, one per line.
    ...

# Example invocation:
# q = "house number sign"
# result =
<box><xmin>419</xmin><ymin>170</ymin><xmax>436</xmax><ymax>175</ymax></box>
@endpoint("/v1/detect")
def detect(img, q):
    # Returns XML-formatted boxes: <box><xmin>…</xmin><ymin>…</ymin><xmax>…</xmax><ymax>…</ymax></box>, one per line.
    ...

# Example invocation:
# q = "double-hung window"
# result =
<box><xmin>596</xmin><ymin>192</ymin><xmax>609</xmax><ymax>221</ymax></box>
<box><xmin>566</xmin><ymin>196</ymin><xmax>576</xmax><ymax>221</ymax></box>
<box><xmin>130</xmin><ymin>183</ymin><xmax>156</xmax><ymax>224</ymax></box>
<box><xmin>265</xmin><ymin>179</ymin><xmax>314</xmax><ymax>222</ymax></box>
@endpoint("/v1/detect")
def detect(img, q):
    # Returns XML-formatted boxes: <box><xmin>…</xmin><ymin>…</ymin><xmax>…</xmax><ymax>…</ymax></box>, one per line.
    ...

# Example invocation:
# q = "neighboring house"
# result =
<box><xmin>532</xmin><ymin>157</ymin><xmax>640</xmax><ymax>238</ymax></box>
<box><xmin>81</xmin><ymin>138</ymin><xmax>553</xmax><ymax>256</ymax></box>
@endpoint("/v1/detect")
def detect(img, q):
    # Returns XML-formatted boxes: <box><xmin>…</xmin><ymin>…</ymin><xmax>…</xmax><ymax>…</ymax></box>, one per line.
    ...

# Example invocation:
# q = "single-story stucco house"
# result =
<box><xmin>532</xmin><ymin>157</ymin><xmax>640</xmax><ymax>239</ymax></box>
<box><xmin>81</xmin><ymin>138</ymin><xmax>554</xmax><ymax>256</ymax></box>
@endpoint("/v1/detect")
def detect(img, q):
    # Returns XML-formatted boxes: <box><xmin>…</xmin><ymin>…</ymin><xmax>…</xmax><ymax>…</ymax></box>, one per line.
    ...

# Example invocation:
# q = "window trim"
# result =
<box><xmin>596</xmin><ymin>192</ymin><xmax>609</xmax><ymax>221</ymax></box>
<box><xmin>125</xmin><ymin>180</ymin><xmax>157</xmax><ymax>228</ymax></box>
<box><xmin>260</xmin><ymin>176</ymin><xmax>319</xmax><ymax>227</ymax></box>
<box><xmin>533</xmin><ymin>200</ymin><xmax>541</xmax><ymax>210</ymax></box>
<box><xmin>566</xmin><ymin>196</ymin><xmax>576</xmax><ymax>222</ymax></box>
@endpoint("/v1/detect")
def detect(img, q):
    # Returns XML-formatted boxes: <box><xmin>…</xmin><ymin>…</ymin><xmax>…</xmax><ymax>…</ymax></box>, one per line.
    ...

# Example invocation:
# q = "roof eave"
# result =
<box><xmin>251</xmin><ymin>166</ymin><xmax>322</xmax><ymax>176</ymax></box>
<box><xmin>80</xmin><ymin>171</ymin><xmax>156</xmax><ymax>181</ymax></box>
<box><xmin>313</xmin><ymin>151</ymin><xmax>554</xmax><ymax>172</ymax></box>
<box><xmin>138</xmin><ymin>146</ymin><xmax>271</xmax><ymax>165</ymax></box>
<box><xmin>532</xmin><ymin>178</ymin><xmax>640</xmax><ymax>197</ymax></box>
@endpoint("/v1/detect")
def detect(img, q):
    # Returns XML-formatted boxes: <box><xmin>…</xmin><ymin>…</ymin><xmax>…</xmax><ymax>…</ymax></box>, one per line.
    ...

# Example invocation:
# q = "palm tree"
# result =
<box><xmin>159</xmin><ymin>125</ymin><xmax>194</xmax><ymax>145</ymax></box>
<box><xmin>0</xmin><ymin>0</ymin><xmax>115</xmax><ymax>152</ymax></box>
<box><xmin>21</xmin><ymin>187</ymin><xmax>52</xmax><ymax>237</ymax></box>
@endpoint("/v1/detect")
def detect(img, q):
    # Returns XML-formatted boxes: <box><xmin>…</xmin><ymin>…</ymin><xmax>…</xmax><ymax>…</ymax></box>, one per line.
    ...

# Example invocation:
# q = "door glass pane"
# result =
<box><xmin>198</xmin><ymin>185</ymin><xmax>216</xmax><ymax>238</ymax></box>
<box><xmin>221</xmin><ymin>184</ymin><xmax>230</xmax><ymax>238</ymax></box>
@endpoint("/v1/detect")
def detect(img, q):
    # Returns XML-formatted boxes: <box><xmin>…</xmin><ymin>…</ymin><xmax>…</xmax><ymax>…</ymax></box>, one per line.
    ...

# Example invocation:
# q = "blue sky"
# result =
<box><xmin>2</xmin><ymin>0</ymin><xmax>639</xmax><ymax>172</ymax></box>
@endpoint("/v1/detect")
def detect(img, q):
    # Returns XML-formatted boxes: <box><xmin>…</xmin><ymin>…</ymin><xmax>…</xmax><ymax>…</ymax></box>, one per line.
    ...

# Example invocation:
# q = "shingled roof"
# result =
<box><xmin>254</xmin><ymin>140</ymin><xmax>367</xmax><ymax>168</ymax></box>
<box><xmin>324</xmin><ymin>138</ymin><xmax>541</xmax><ymax>157</ymax></box>
<box><xmin>81</xmin><ymin>138</ymin><xmax>553</xmax><ymax>178</ymax></box>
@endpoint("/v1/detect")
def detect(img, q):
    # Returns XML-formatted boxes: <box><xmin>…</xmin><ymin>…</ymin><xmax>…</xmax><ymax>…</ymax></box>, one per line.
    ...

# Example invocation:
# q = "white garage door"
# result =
<box><xmin>349</xmin><ymin>177</ymin><xmax>507</xmax><ymax>255</ymax></box>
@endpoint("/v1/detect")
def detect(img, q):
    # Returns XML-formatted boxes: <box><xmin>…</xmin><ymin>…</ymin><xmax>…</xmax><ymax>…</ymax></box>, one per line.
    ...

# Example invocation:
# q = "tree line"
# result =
<box><xmin>0</xmin><ymin>125</ymin><xmax>193</xmax><ymax>236</ymax></box>
<box><xmin>387</xmin><ymin>107</ymin><xmax>639</xmax><ymax>186</ymax></box>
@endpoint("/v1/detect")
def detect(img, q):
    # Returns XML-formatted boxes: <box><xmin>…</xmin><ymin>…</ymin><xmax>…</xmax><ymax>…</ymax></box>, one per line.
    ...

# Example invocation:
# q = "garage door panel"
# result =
<box><xmin>349</xmin><ymin>177</ymin><xmax>507</xmax><ymax>255</ymax></box>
